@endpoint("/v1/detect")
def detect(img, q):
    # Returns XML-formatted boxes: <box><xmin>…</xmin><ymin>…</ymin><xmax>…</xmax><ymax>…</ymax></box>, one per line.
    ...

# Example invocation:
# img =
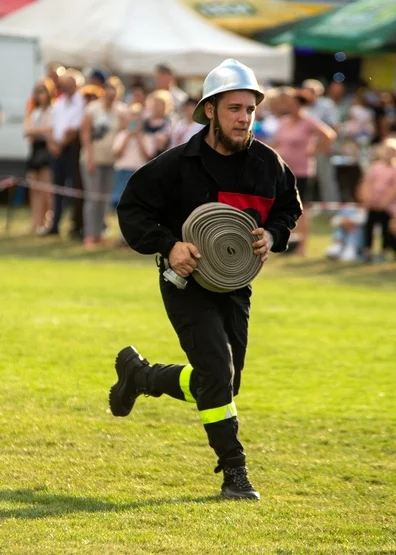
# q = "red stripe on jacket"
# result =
<box><xmin>218</xmin><ymin>192</ymin><xmax>275</xmax><ymax>224</ymax></box>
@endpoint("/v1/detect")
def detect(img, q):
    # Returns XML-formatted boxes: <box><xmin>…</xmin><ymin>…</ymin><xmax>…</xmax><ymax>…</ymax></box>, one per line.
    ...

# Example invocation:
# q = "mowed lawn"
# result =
<box><xmin>0</xmin><ymin>213</ymin><xmax>395</xmax><ymax>554</ymax></box>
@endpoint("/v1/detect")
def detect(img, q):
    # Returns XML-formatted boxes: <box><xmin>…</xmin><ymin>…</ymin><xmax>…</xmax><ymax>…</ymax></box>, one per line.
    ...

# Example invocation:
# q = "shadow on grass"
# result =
<box><xmin>0</xmin><ymin>488</ymin><xmax>222</xmax><ymax>519</ymax></box>
<box><xmin>0</xmin><ymin>234</ymin><xmax>151</xmax><ymax>265</ymax></box>
<box><xmin>0</xmin><ymin>206</ymin><xmax>148</xmax><ymax>263</ymax></box>
<box><xmin>276</xmin><ymin>255</ymin><xmax>396</xmax><ymax>287</ymax></box>
<box><xmin>1</xmin><ymin>208</ymin><xmax>395</xmax><ymax>288</ymax></box>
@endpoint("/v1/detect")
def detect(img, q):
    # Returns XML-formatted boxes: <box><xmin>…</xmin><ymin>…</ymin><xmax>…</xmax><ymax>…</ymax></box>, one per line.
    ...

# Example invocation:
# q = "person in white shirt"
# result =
<box><xmin>45</xmin><ymin>76</ymin><xmax>84</xmax><ymax>235</ymax></box>
<box><xmin>170</xmin><ymin>97</ymin><xmax>204</xmax><ymax>147</ymax></box>
<box><xmin>302</xmin><ymin>78</ymin><xmax>341</xmax><ymax>202</ymax></box>
<box><xmin>302</xmin><ymin>79</ymin><xmax>340</xmax><ymax>127</ymax></box>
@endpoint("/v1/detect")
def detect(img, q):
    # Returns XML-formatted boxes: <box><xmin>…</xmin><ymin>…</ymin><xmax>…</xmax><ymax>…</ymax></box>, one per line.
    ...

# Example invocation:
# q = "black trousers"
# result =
<box><xmin>70</xmin><ymin>137</ymin><xmax>84</xmax><ymax>235</ymax></box>
<box><xmin>364</xmin><ymin>210</ymin><xmax>391</xmax><ymax>251</ymax></box>
<box><xmin>50</xmin><ymin>145</ymin><xmax>74</xmax><ymax>233</ymax></box>
<box><xmin>148</xmin><ymin>272</ymin><xmax>251</xmax><ymax>468</ymax></box>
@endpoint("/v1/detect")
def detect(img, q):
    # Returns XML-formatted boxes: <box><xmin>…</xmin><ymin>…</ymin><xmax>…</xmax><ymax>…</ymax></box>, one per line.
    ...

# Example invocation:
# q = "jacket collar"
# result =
<box><xmin>181</xmin><ymin>126</ymin><xmax>209</xmax><ymax>157</ymax></box>
<box><xmin>181</xmin><ymin>125</ymin><xmax>254</xmax><ymax>157</ymax></box>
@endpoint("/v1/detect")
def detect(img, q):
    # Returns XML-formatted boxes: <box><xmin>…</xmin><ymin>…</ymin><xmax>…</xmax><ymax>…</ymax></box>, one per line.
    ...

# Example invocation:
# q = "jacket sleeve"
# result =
<box><xmin>117</xmin><ymin>155</ymin><xmax>178</xmax><ymax>257</ymax></box>
<box><xmin>264</xmin><ymin>155</ymin><xmax>303</xmax><ymax>252</ymax></box>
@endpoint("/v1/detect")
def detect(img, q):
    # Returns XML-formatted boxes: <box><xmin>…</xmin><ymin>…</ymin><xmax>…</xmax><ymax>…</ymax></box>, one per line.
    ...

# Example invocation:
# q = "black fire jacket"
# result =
<box><xmin>118</xmin><ymin>127</ymin><xmax>302</xmax><ymax>257</ymax></box>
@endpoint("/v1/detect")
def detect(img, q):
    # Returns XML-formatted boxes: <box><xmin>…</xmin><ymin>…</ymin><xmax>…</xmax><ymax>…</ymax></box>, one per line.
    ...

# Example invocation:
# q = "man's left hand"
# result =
<box><xmin>251</xmin><ymin>228</ymin><xmax>273</xmax><ymax>263</ymax></box>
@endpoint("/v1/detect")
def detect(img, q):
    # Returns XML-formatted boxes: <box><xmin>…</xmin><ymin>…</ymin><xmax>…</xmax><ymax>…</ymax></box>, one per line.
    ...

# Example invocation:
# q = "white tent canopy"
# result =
<box><xmin>0</xmin><ymin>0</ymin><xmax>292</xmax><ymax>81</ymax></box>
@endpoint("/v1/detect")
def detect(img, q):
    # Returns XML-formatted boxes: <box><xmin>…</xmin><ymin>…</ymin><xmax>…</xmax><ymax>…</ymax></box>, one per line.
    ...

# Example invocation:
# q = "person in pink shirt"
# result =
<box><xmin>273</xmin><ymin>90</ymin><xmax>336</xmax><ymax>255</ymax></box>
<box><xmin>358</xmin><ymin>140</ymin><xmax>396</xmax><ymax>261</ymax></box>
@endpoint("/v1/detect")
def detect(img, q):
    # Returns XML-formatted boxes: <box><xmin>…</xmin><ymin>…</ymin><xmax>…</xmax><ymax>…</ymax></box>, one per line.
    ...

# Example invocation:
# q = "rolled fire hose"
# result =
<box><xmin>163</xmin><ymin>202</ymin><xmax>263</xmax><ymax>293</ymax></box>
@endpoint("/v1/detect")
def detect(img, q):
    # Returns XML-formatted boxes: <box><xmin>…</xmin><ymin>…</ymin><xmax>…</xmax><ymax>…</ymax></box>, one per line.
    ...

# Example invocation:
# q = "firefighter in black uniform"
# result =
<box><xmin>109</xmin><ymin>59</ymin><xmax>302</xmax><ymax>500</ymax></box>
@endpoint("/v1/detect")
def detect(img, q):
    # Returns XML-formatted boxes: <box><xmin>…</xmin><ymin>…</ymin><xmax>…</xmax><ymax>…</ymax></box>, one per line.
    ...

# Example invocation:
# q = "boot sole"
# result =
<box><xmin>221</xmin><ymin>489</ymin><xmax>260</xmax><ymax>501</ymax></box>
<box><xmin>109</xmin><ymin>346</ymin><xmax>139</xmax><ymax>417</ymax></box>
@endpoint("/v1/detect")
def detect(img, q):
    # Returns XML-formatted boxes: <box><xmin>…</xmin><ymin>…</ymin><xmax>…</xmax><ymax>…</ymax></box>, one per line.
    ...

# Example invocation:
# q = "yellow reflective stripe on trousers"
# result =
<box><xmin>179</xmin><ymin>364</ymin><xmax>195</xmax><ymax>403</ymax></box>
<box><xmin>199</xmin><ymin>401</ymin><xmax>237</xmax><ymax>425</ymax></box>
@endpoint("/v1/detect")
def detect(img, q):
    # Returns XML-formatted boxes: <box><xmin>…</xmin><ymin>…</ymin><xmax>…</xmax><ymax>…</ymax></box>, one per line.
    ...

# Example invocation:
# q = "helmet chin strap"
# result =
<box><xmin>214</xmin><ymin>126</ymin><xmax>220</xmax><ymax>150</ymax></box>
<box><xmin>212</xmin><ymin>97</ymin><xmax>221</xmax><ymax>150</ymax></box>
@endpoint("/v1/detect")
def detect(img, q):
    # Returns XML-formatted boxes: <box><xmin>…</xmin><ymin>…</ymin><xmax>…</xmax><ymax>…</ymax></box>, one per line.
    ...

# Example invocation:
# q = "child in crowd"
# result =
<box><xmin>143</xmin><ymin>90</ymin><xmax>173</xmax><ymax>156</ymax></box>
<box><xmin>357</xmin><ymin>139</ymin><xmax>396</xmax><ymax>262</ymax></box>
<box><xmin>326</xmin><ymin>205</ymin><xmax>366</xmax><ymax>261</ymax></box>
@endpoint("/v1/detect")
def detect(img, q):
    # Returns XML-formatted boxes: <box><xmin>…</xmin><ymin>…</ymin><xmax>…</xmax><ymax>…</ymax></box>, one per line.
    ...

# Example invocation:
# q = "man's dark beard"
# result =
<box><xmin>214</xmin><ymin>112</ymin><xmax>251</xmax><ymax>153</ymax></box>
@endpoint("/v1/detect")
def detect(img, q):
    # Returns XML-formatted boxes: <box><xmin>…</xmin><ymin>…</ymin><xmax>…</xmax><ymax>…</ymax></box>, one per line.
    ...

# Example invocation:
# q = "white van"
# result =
<box><xmin>0</xmin><ymin>34</ymin><xmax>44</xmax><ymax>165</ymax></box>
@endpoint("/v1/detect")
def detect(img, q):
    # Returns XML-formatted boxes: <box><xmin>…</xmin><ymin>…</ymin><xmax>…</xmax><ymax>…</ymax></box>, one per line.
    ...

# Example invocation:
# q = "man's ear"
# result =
<box><xmin>204</xmin><ymin>101</ymin><xmax>214</xmax><ymax>121</ymax></box>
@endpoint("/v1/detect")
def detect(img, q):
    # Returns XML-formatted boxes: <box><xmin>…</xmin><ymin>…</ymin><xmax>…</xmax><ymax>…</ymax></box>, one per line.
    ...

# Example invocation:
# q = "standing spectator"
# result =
<box><xmin>359</xmin><ymin>89</ymin><xmax>389</xmax><ymax>146</ymax></box>
<box><xmin>302</xmin><ymin>78</ymin><xmax>341</xmax><ymax>202</ymax></box>
<box><xmin>302</xmin><ymin>79</ymin><xmax>340</xmax><ymax>128</ymax></box>
<box><xmin>327</xmin><ymin>81</ymin><xmax>350</xmax><ymax>123</ymax></box>
<box><xmin>333</xmin><ymin>100</ymin><xmax>375</xmax><ymax>200</ymax></box>
<box><xmin>154</xmin><ymin>64</ymin><xmax>187</xmax><ymax>114</ymax></box>
<box><xmin>346</xmin><ymin>95</ymin><xmax>375</xmax><ymax>137</ymax></box>
<box><xmin>381</xmin><ymin>92</ymin><xmax>396</xmax><ymax>130</ymax></box>
<box><xmin>25</xmin><ymin>65</ymin><xmax>61</xmax><ymax>116</ymax></box>
<box><xmin>80</xmin><ymin>81</ymin><xmax>126</xmax><ymax>247</ymax></box>
<box><xmin>45</xmin><ymin>76</ymin><xmax>85</xmax><ymax>236</ymax></box>
<box><xmin>69</xmin><ymin>83</ymin><xmax>105</xmax><ymax>241</ymax></box>
<box><xmin>170</xmin><ymin>97</ymin><xmax>204</xmax><ymax>147</ymax></box>
<box><xmin>112</xmin><ymin>106</ymin><xmax>156</xmax><ymax>208</ymax></box>
<box><xmin>273</xmin><ymin>90</ymin><xmax>337</xmax><ymax>255</ymax></box>
<box><xmin>252</xmin><ymin>88</ymin><xmax>280</xmax><ymax>143</ymax></box>
<box><xmin>125</xmin><ymin>82</ymin><xmax>147</xmax><ymax>111</ymax></box>
<box><xmin>144</xmin><ymin>90</ymin><xmax>173</xmax><ymax>156</ymax></box>
<box><xmin>129</xmin><ymin>84</ymin><xmax>146</xmax><ymax>108</ymax></box>
<box><xmin>388</xmin><ymin>208</ymin><xmax>396</xmax><ymax>257</ymax></box>
<box><xmin>385</xmin><ymin>121</ymin><xmax>396</xmax><ymax>141</ymax></box>
<box><xmin>123</xmin><ymin>75</ymin><xmax>145</xmax><ymax>104</ymax></box>
<box><xmin>79</xmin><ymin>84</ymin><xmax>105</xmax><ymax>105</ymax></box>
<box><xmin>86</xmin><ymin>67</ymin><xmax>109</xmax><ymax>89</ymax></box>
<box><xmin>358</xmin><ymin>139</ymin><xmax>396</xmax><ymax>262</ymax></box>
<box><xmin>24</xmin><ymin>81</ymin><xmax>53</xmax><ymax>234</ymax></box>
<box><xmin>46</xmin><ymin>65</ymin><xmax>62</xmax><ymax>98</ymax></box>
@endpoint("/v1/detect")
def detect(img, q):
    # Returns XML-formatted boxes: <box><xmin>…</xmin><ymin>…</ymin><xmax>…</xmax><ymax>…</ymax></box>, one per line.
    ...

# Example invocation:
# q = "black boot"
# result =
<box><xmin>109</xmin><ymin>346</ymin><xmax>157</xmax><ymax>417</ymax></box>
<box><xmin>217</xmin><ymin>463</ymin><xmax>260</xmax><ymax>501</ymax></box>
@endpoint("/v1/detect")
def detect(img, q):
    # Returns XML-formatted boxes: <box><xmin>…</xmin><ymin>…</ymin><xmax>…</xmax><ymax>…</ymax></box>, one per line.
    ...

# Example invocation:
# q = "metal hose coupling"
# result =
<box><xmin>163</xmin><ymin>202</ymin><xmax>263</xmax><ymax>293</ymax></box>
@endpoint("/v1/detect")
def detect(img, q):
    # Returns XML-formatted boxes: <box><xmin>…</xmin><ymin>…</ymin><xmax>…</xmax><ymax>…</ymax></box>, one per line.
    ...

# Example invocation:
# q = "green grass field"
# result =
<box><xmin>0</xmin><ymin>209</ymin><xmax>395</xmax><ymax>554</ymax></box>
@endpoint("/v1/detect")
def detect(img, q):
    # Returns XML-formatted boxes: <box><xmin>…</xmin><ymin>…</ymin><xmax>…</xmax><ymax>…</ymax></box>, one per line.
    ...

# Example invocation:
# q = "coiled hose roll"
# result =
<box><xmin>181</xmin><ymin>202</ymin><xmax>263</xmax><ymax>293</ymax></box>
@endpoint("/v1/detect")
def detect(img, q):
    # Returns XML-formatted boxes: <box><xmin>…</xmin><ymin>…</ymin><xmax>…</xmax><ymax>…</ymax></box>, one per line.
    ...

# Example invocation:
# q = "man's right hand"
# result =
<box><xmin>168</xmin><ymin>241</ymin><xmax>201</xmax><ymax>278</ymax></box>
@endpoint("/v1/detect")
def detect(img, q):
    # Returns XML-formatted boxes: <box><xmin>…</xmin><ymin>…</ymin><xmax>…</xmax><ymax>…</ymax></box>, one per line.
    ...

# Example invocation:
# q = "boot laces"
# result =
<box><xmin>225</xmin><ymin>466</ymin><xmax>254</xmax><ymax>491</ymax></box>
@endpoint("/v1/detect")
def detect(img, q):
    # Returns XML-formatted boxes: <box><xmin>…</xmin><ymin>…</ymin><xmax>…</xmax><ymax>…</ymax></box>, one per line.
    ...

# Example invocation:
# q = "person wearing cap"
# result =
<box><xmin>109</xmin><ymin>59</ymin><xmax>302</xmax><ymax>500</ymax></box>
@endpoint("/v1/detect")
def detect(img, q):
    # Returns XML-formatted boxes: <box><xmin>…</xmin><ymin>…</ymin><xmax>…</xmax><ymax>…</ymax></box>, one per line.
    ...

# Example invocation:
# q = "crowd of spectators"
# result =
<box><xmin>21</xmin><ymin>63</ymin><xmax>396</xmax><ymax>262</ymax></box>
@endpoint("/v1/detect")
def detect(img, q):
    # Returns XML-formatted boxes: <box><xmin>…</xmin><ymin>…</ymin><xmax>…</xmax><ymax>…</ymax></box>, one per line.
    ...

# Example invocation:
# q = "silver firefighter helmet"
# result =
<box><xmin>193</xmin><ymin>59</ymin><xmax>264</xmax><ymax>125</ymax></box>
